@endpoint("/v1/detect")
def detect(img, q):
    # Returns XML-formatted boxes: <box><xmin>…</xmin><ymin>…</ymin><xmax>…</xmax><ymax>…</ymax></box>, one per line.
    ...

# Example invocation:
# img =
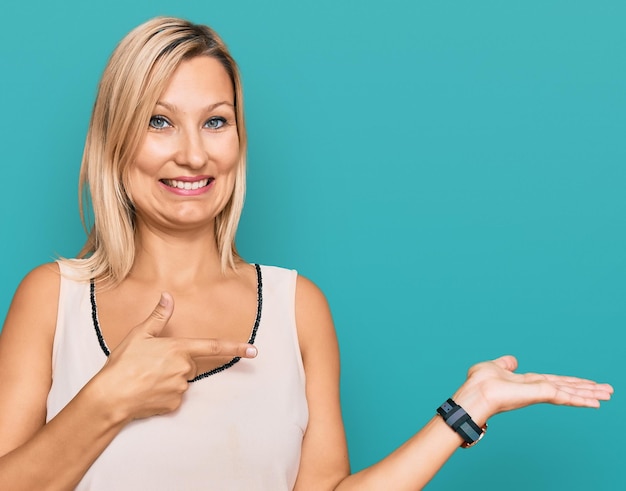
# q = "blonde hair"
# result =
<box><xmin>65</xmin><ymin>17</ymin><xmax>247</xmax><ymax>284</ymax></box>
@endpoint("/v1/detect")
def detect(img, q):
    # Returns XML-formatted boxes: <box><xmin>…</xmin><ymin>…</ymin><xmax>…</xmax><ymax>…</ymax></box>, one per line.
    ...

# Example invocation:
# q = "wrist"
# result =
<box><xmin>84</xmin><ymin>372</ymin><xmax>133</xmax><ymax>426</ymax></box>
<box><xmin>451</xmin><ymin>382</ymin><xmax>492</xmax><ymax>427</ymax></box>
<box><xmin>436</xmin><ymin>398</ymin><xmax>487</xmax><ymax>448</ymax></box>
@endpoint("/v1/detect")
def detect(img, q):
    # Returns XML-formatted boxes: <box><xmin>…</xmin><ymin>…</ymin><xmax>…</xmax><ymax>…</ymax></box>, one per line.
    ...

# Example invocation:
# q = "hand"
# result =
<box><xmin>452</xmin><ymin>355</ymin><xmax>614</xmax><ymax>424</ymax></box>
<box><xmin>94</xmin><ymin>292</ymin><xmax>257</xmax><ymax>422</ymax></box>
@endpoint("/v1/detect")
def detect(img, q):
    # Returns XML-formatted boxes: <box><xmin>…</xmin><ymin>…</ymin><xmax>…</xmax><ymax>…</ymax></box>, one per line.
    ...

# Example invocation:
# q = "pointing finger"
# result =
<box><xmin>178</xmin><ymin>338</ymin><xmax>258</xmax><ymax>359</ymax></box>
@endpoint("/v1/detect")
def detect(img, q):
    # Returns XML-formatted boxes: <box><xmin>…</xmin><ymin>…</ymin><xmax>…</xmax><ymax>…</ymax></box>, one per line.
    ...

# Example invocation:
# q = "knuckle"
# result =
<box><xmin>150</xmin><ymin>308</ymin><xmax>168</xmax><ymax>322</ymax></box>
<box><xmin>171</xmin><ymin>354</ymin><xmax>195</xmax><ymax>379</ymax></box>
<box><xmin>169</xmin><ymin>338</ymin><xmax>185</xmax><ymax>352</ymax></box>
<box><xmin>176</xmin><ymin>380</ymin><xmax>190</xmax><ymax>394</ymax></box>
<box><xmin>207</xmin><ymin>339</ymin><xmax>222</xmax><ymax>355</ymax></box>
<box><xmin>181</xmin><ymin>360</ymin><xmax>195</xmax><ymax>379</ymax></box>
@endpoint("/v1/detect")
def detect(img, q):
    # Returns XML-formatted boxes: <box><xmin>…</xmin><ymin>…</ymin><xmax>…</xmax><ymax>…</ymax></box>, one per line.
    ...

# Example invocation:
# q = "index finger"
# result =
<box><xmin>177</xmin><ymin>338</ymin><xmax>258</xmax><ymax>359</ymax></box>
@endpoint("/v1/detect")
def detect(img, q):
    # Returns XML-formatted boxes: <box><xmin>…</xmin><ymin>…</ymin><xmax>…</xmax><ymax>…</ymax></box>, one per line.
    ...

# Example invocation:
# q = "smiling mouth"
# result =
<box><xmin>160</xmin><ymin>178</ymin><xmax>214</xmax><ymax>190</ymax></box>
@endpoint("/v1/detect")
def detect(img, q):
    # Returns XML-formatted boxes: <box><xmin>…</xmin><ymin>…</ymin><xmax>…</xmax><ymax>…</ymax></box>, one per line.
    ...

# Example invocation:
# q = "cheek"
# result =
<box><xmin>133</xmin><ymin>140</ymin><xmax>168</xmax><ymax>174</ymax></box>
<box><xmin>124</xmin><ymin>150</ymin><xmax>160</xmax><ymax>199</ymax></box>
<box><xmin>215</xmin><ymin>134</ymin><xmax>241</xmax><ymax>172</ymax></box>
<box><xmin>123</xmin><ymin>168</ymin><xmax>141</xmax><ymax>205</ymax></box>
<box><xmin>125</xmin><ymin>141</ymin><xmax>167</xmax><ymax>197</ymax></box>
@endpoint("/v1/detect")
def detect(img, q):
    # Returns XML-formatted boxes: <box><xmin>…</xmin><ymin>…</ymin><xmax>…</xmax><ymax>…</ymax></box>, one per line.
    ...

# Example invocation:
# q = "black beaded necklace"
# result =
<box><xmin>89</xmin><ymin>263</ymin><xmax>263</xmax><ymax>383</ymax></box>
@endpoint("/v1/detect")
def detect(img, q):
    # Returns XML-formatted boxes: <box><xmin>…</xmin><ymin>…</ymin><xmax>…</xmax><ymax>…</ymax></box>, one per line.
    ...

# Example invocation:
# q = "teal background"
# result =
<box><xmin>1</xmin><ymin>1</ymin><xmax>623</xmax><ymax>489</ymax></box>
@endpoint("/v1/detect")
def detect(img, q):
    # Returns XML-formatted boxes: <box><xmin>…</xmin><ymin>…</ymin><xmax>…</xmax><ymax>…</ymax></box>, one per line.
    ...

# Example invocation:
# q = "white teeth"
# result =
<box><xmin>164</xmin><ymin>178</ymin><xmax>210</xmax><ymax>189</ymax></box>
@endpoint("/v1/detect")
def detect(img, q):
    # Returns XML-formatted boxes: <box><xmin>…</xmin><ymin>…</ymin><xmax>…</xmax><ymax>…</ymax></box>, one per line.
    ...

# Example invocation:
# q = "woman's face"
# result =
<box><xmin>127</xmin><ymin>55</ymin><xmax>239</xmax><ymax>232</ymax></box>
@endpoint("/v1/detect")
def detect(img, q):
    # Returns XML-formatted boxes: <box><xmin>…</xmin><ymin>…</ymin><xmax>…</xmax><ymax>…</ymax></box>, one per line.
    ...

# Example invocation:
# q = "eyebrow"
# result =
<box><xmin>155</xmin><ymin>100</ymin><xmax>235</xmax><ymax>112</ymax></box>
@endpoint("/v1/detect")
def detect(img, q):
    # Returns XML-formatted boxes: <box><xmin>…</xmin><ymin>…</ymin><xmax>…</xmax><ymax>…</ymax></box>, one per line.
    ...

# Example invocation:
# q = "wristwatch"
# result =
<box><xmin>436</xmin><ymin>398</ymin><xmax>487</xmax><ymax>448</ymax></box>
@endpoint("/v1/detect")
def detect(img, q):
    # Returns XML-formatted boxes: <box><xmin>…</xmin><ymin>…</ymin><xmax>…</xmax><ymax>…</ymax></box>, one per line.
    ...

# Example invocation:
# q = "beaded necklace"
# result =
<box><xmin>89</xmin><ymin>263</ymin><xmax>263</xmax><ymax>383</ymax></box>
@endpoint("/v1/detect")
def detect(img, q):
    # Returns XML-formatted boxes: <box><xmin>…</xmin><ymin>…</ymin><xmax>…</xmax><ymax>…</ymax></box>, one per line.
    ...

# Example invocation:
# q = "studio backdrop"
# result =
<box><xmin>1</xmin><ymin>1</ymin><xmax>623</xmax><ymax>489</ymax></box>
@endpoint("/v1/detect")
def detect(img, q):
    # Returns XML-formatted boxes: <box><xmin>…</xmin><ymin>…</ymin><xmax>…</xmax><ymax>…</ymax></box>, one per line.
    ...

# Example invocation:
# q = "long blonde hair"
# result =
<box><xmin>65</xmin><ymin>17</ymin><xmax>247</xmax><ymax>284</ymax></box>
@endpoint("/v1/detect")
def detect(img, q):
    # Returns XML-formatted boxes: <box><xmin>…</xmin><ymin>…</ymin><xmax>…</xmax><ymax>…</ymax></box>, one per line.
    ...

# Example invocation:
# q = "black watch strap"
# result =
<box><xmin>437</xmin><ymin>398</ymin><xmax>487</xmax><ymax>448</ymax></box>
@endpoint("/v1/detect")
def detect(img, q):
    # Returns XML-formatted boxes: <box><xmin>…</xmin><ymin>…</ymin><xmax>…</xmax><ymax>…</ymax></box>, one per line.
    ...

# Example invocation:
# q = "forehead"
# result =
<box><xmin>158</xmin><ymin>56</ymin><xmax>234</xmax><ymax>105</ymax></box>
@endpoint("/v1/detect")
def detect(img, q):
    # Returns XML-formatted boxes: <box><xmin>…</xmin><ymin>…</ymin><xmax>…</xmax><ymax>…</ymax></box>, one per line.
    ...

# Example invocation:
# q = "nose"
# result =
<box><xmin>174</xmin><ymin>129</ymin><xmax>208</xmax><ymax>169</ymax></box>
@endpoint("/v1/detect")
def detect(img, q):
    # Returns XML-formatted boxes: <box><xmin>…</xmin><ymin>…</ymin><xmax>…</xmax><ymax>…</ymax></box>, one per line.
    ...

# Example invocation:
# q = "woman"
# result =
<box><xmin>0</xmin><ymin>17</ymin><xmax>613</xmax><ymax>490</ymax></box>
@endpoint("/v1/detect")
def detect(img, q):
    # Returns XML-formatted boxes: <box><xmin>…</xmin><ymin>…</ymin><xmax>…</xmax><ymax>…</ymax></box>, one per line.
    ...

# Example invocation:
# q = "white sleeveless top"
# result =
<box><xmin>47</xmin><ymin>262</ymin><xmax>309</xmax><ymax>490</ymax></box>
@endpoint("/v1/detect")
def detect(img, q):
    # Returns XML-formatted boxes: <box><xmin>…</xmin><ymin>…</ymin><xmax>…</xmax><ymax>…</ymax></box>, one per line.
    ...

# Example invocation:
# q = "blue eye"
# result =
<box><xmin>205</xmin><ymin>117</ymin><xmax>226</xmax><ymax>129</ymax></box>
<box><xmin>149</xmin><ymin>115</ymin><xmax>171</xmax><ymax>129</ymax></box>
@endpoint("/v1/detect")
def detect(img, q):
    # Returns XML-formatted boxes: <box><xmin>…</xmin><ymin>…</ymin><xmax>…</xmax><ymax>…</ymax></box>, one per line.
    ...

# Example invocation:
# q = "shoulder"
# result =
<box><xmin>295</xmin><ymin>274</ymin><xmax>331</xmax><ymax>315</ymax></box>
<box><xmin>253</xmin><ymin>264</ymin><xmax>336</xmax><ymax>351</ymax></box>
<box><xmin>253</xmin><ymin>264</ymin><xmax>329</xmax><ymax>303</ymax></box>
<box><xmin>254</xmin><ymin>264</ymin><xmax>299</xmax><ymax>296</ymax></box>
<box><xmin>0</xmin><ymin>261</ymin><xmax>61</xmax><ymax>394</ymax></box>
<box><xmin>254</xmin><ymin>264</ymin><xmax>331</xmax><ymax>322</ymax></box>
<box><xmin>2</xmin><ymin>262</ymin><xmax>61</xmax><ymax>342</ymax></box>
<box><xmin>0</xmin><ymin>261</ymin><xmax>61</xmax><ymax>375</ymax></box>
<box><xmin>294</xmin><ymin>274</ymin><xmax>336</xmax><ymax>360</ymax></box>
<box><xmin>11</xmin><ymin>262</ymin><xmax>61</xmax><ymax>306</ymax></box>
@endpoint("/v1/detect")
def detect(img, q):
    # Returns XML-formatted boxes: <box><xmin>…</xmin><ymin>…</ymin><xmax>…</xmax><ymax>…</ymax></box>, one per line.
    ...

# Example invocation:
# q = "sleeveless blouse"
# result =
<box><xmin>46</xmin><ymin>262</ymin><xmax>309</xmax><ymax>490</ymax></box>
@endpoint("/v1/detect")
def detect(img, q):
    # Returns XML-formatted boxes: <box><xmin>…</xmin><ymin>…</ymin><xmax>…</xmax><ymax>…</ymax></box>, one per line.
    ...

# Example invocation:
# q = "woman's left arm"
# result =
<box><xmin>292</xmin><ymin>275</ymin><xmax>351</xmax><ymax>490</ymax></box>
<box><xmin>292</xmin><ymin>275</ymin><xmax>613</xmax><ymax>491</ymax></box>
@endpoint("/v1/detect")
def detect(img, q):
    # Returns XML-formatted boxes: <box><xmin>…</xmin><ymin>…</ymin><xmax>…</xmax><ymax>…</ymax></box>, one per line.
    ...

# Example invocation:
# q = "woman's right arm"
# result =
<box><xmin>0</xmin><ymin>263</ymin><xmax>117</xmax><ymax>490</ymax></box>
<box><xmin>0</xmin><ymin>264</ymin><xmax>256</xmax><ymax>491</ymax></box>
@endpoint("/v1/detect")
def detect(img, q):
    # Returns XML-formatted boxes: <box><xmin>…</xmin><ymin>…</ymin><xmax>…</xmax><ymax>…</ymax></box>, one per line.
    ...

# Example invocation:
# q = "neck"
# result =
<box><xmin>128</xmin><ymin>221</ymin><xmax>229</xmax><ymax>289</ymax></box>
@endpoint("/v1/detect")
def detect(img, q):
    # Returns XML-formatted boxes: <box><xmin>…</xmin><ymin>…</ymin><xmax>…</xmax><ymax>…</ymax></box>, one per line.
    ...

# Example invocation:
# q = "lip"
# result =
<box><xmin>159</xmin><ymin>176</ymin><xmax>215</xmax><ymax>196</ymax></box>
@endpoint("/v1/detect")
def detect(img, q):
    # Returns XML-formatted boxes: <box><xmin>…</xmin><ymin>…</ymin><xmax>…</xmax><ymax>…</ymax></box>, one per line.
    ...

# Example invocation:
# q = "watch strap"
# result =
<box><xmin>437</xmin><ymin>398</ymin><xmax>487</xmax><ymax>448</ymax></box>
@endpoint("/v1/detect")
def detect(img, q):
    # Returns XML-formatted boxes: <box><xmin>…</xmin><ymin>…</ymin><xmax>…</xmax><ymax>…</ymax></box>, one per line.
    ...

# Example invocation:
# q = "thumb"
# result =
<box><xmin>140</xmin><ymin>292</ymin><xmax>174</xmax><ymax>337</ymax></box>
<box><xmin>492</xmin><ymin>354</ymin><xmax>518</xmax><ymax>372</ymax></box>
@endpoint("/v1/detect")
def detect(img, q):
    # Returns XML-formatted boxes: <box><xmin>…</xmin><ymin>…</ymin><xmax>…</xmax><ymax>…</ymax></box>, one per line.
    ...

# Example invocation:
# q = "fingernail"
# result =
<box><xmin>246</xmin><ymin>346</ymin><xmax>257</xmax><ymax>358</ymax></box>
<box><xmin>159</xmin><ymin>293</ymin><xmax>167</xmax><ymax>307</ymax></box>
